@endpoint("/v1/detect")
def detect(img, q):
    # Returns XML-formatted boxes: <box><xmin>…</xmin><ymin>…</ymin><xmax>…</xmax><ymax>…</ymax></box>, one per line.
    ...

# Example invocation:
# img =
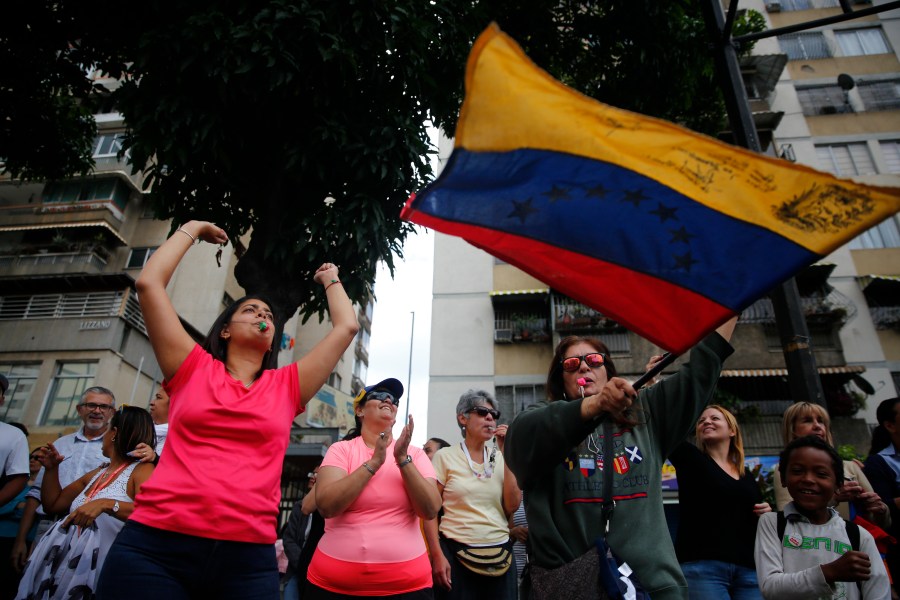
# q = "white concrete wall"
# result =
<box><xmin>426</xmin><ymin>233</ymin><xmax>496</xmax><ymax>443</ymax></box>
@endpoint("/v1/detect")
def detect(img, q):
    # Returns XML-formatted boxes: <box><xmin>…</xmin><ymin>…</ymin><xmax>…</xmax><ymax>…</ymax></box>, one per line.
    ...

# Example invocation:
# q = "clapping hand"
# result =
<box><xmin>394</xmin><ymin>415</ymin><xmax>414</xmax><ymax>464</ymax></box>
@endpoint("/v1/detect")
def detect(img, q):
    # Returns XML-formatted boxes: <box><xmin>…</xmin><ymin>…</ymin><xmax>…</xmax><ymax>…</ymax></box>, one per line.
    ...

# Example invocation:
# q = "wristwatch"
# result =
<box><xmin>112</xmin><ymin>500</ymin><xmax>120</xmax><ymax>513</ymax></box>
<box><xmin>397</xmin><ymin>455</ymin><xmax>413</xmax><ymax>468</ymax></box>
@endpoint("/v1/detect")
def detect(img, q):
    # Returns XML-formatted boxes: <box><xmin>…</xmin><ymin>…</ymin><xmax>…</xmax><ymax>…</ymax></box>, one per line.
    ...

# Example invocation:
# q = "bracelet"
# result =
<box><xmin>325</xmin><ymin>280</ymin><xmax>342</xmax><ymax>292</ymax></box>
<box><xmin>362</xmin><ymin>462</ymin><xmax>376</xmax><ymax>475</ymax></box>
<box><xmin>176</xmin><ymin>228</ymin><xmax>198</xmax><ymax>244</ymax></box>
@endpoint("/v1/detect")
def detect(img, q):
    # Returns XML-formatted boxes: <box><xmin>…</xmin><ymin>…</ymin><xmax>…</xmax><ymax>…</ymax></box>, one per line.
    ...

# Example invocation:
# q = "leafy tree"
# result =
<box><xmin>0</xmin><ymin>1</ymin><xmax>761</xmax><ymax>331</ymax></box>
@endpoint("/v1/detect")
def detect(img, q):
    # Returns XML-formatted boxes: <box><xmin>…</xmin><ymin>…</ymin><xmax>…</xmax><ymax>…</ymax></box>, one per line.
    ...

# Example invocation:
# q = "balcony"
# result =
<box><xmin>552</xmin><ymin>295</ymin><xmax>625</xmax><ymax>334</ymax></box>
<box><xmin>494</xmin><ymin>311</ymin><xmax>550</xmax><ymax>344</ymax></box>
<box><xmin>0</xmin><ymin>251</ymin><xmax>108</xmax><ymax>277</ymax></box>
<box><xmin>858</xmin><ymin>275</ymin><xmax>900</xmax><ymax>330</ymax></box>
<box><xmin>355</xmin><ymin>340</ymin><xmax>369</xmax><ymax>363</ymax></box>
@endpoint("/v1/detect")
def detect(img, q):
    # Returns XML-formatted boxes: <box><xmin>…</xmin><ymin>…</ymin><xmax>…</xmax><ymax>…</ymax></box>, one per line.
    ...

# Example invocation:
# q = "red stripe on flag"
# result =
<box><xmin>405</xmin><ymin>202</ymin><xmax>735</xmax><ymax>353</ymax></box>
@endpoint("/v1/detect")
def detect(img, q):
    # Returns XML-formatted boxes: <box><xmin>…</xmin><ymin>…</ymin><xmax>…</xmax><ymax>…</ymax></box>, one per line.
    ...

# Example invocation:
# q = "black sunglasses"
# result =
<box><xmin>78</xmin><ymin>402</ymin><xmax>115</xmax><ymax>413</ymax></box>
<box><xmin>365</xmin><ymin>391</ymin><xmax>399</xmax><ymax>406</ymax></box>
<box><xmin>560</xmin><ymin>353</ymin><xmax>607</xmax><ymax>373</ymax></box>
<box><xmin>468</xmin><ymin>406</ymin><xmax>500</xmax><ymax>420</ymax></box>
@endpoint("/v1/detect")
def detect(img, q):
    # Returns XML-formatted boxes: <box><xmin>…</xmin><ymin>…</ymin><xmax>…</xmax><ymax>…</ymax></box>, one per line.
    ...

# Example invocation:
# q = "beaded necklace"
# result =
<box><xmin>461</xmin><ymin>442</ymin><xmax>496</xmax><ymax>479</ymax></box>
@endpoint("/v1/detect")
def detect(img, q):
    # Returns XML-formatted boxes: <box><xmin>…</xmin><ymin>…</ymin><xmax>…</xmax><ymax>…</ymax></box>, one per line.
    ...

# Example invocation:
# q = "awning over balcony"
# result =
<box><xmin>721</xmin><ymin>365</ymin><xmax>865</xmax><ymax>378</ymax></box>
<box><xmin>489</xmin><ymin>288</ymin><xmax>549</xmax><ymax>297</ymax></box>
<box><xmin>0</xmin><ymin>221</ymin><xmax>127</xmax><ymax>245</ymax></box>
<box><xmin>489</xmin><ymin>288</ymin><xmax>549</xmax><ymax>307</ymax></box>
<box><xmin>796</xmin><ymin>262</ymin><xmax>837</xmax><ymax>296</ymax></box>
<box><xmin>858</xmin><ymin>275</ymin><xmax>900</xmax><ymax>306</ymax></box>
<box><xmin>741</xmin><ymin>54</ymin><xmax>788</xmax><ymax>98</ymax></box>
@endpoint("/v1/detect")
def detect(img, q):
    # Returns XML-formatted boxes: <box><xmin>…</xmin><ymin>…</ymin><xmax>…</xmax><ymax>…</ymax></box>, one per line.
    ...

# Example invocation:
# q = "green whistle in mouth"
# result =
<box><xmin>259</xmin><ymin>322</ymin><xmax>268</xmax><ymax>331</ymax></box>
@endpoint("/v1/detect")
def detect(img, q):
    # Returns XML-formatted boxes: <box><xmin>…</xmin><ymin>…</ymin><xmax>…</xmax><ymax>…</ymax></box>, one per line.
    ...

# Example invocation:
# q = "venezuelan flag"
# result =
<box><xmin>401</xmin><ymin>24</ymin><xmax>900</xmax><ymax>353</ymax></box>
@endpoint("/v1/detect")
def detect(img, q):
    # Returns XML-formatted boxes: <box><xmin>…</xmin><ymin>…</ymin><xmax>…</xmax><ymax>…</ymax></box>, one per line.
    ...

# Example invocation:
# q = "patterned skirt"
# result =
<box><xmin>16</xmin><ymin>519</ymin><xmax>103</xmax><ymax>600</ymax></box>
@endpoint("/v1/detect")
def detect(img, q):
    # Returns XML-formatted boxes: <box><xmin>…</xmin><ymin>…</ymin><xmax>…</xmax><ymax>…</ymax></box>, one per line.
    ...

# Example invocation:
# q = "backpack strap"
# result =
<box><xmin>845</xmin><ymin>519</ymin><xmax>861</xmax><ymax>552</ymax></box>
<box><xmin>844</xmin><ymin>518</ymin><xmax>863</xmax><ymax>596</ymax></box>
<box><xmin>777</xmin><ymin>511</ymin><xmax>786</xmax><ymax>545</ymax></box>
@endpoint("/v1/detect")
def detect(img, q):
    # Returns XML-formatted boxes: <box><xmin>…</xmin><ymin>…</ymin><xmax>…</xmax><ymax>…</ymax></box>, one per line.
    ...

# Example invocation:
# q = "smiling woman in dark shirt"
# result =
<box><xmin>669</xmin><ymin>404</ymin><xmax>770</xmax><ymax>600</ymax></box>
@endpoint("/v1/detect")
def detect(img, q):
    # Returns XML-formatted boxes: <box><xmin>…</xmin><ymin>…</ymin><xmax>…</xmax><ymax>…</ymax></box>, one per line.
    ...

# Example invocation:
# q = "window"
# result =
<box><xmin>221</xmin><ymin>292</ymin><xmax>235</xmax><ymax>311</ymax></box>
<box><xmin>359</xmin><ymin>328</ymin><xmax>370</xmax><ymax>349</ymax></box>
<box><xmin>328</xmin><ymin>372</ymin><xmax>343</xmax><ymax>390</ymax></box>
<box><xmin>126</xmin><ymin>247</ymin><xmax>157</xmax><ymax>269</ymax></box>
<box><xmin>780</xmin><ymin>0</ymin><xmax>840</xmax><ymax>9</ymax></box>
<box><xmin>0</xmin><ymin>363</ymin><xmax>40</xmax><ymax>422</ymax></box>
<box><xmin>858</xmin><ymin>81</ymin><xmax>900</xmax><ymax>113</ymax></box>
<box><xmin>796</xmin><ymin>85</ymin><xmax>850</xmax><ymax>116</ymax></box>
<box><xmin>352</xmin><ymin>358</ymin><xmax>367</xmax><ymax>385</ymax></box>
<box><xmin>41</xmin><ymin>362</ymin><xmax>97</xmax><ymax>426</ymax></box>
<box><xmin>495</xmin><ymin>384</ymin><xmax>546</xmax><ymax>421</ymax></box>
<box><xmin>779</xmin><ymin>33</ymin><xmax>831</xmax><ymax>60</ymax></box>
<box><xmin>848</xmin><ymin>218</ymin><xmax>900</xmax><ymax>249</ymax></box>
<box><xmin>764</xmin><ymin>324</ymin><xmax>839</xmax><ymax>350</ymax></box>
<box><xmin>836</xmin><ymin>29</ymin><xmax>890</xmax><ymax>57</ymax></box>
<box><xmin>92</xmin><ymin>133</ymin><xmax>126</xmax><ymax>164</ymax></box>
<box><xmin>42</xmin><ymin>178</ymin><xmax>130</xmax><ymax>211</ymax></box>
<box><xmin>815</xmin><ymin>143</ymin><xmax>876</xmax><ymax>177</ymax></box>
<box><xmin>881</xmin><ymin>141</ymin><xmax>900</xmax><ymax>174</ymax></box>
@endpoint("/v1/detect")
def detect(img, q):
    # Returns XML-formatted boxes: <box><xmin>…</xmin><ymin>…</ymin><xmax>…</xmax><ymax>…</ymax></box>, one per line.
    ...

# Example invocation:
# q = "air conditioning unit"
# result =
<box><xmin>765</xmin><ymin>1</ymin><xmax>781</xmax><ymax>12</ymax></box>
<box><xmin>494</xmin><ymin>329</ymin><xmax>513</xmax><ymax>343</ymax></box>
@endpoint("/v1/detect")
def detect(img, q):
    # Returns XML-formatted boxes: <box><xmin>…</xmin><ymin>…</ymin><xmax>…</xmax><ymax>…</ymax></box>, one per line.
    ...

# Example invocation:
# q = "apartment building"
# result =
<box><xmin>425</xmin><ymin>0</ymin><xmax>900</xmax><ymax>459</ymax></box>
<box><xmin>0</xmin><ymin>105</ymin><xmax>373</xmax><ymax>519</ymax></box>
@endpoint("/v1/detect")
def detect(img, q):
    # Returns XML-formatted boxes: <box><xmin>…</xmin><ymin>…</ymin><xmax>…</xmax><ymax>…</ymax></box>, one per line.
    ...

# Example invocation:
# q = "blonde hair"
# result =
<box><xmin>696</xmin><ymin>404</ymin><xmax>745</xmax><ymax>476</ymax></box>
<box><xmin>782</xmin><ymin>402</ymin><xmax>833</xmax><ymax>446</ymax></box>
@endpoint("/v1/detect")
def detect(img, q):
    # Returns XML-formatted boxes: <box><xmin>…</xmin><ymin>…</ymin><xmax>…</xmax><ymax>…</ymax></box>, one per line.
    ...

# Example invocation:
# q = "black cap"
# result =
<box><xmin>353</xmin><ymin>378</ymin><xmax>404</xmax><ymax>409</ymax></box>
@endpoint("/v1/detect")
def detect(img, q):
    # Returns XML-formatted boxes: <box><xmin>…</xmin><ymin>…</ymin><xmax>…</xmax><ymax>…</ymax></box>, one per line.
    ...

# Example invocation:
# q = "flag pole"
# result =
<box><xmin>632</xmin><ymin>352</ymin><xmax>679</xmax><ymax>391</ymax></box>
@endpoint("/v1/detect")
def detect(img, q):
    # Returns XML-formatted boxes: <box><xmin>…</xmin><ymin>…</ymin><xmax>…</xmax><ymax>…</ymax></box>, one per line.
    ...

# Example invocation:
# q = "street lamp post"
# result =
<box><xmin>405</xmin><ymin>311</ymin><xmax>415</xmax><ymax>423</ymax></box>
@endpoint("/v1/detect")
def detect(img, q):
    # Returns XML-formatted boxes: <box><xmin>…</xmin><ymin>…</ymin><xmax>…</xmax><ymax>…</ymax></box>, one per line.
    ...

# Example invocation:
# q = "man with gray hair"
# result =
<box><xmin>11</xmin><ymin>386</ymin><xmax>115</xmax><ymax>570</ymax></box>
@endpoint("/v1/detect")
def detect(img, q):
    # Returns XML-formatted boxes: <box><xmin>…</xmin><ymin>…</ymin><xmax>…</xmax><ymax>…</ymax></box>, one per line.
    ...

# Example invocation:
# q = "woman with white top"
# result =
<box><xmin>16</xmin><ymin>406</ymin><xmax>155</xmax><ymax>599</ymax></box>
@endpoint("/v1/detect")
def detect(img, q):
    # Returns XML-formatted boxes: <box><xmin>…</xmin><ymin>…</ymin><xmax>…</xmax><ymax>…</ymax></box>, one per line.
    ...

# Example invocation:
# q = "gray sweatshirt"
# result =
<box><xmin>755</xmin><ymin>503</ymin><xmax>890</xmax><ymax>600</ymax></box>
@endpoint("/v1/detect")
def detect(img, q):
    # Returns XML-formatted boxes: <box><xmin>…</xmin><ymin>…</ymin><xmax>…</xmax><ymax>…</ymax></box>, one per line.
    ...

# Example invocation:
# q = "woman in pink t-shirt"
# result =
<box><xmin>96</xmin><ymin>220</ymin><xmax>359</xmax><ymax>600</ymax></box>
<box><xmin>307</xmin><ymin>378</ymin><xmax>441</xmax><ymax>598</ymax></box>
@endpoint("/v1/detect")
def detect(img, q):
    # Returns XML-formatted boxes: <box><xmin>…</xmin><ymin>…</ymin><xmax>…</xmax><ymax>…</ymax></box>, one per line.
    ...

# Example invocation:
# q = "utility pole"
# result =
<box><xmin>701</xmin><ymin>0</ymin><xmax>825</xmax><ymax>405</ymax></box>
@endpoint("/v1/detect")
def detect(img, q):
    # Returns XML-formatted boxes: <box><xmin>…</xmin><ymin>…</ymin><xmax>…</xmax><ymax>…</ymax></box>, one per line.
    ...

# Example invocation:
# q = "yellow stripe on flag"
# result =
<box><xmin>457</xmin><ymin>24</ymin><xmax>900</xmax><ymax>256</ymax></box>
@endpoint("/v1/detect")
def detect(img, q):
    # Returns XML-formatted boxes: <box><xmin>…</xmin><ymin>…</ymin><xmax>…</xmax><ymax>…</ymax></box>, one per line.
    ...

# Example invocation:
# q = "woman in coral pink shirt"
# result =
<box><xmin>96</xmin><ymin>220</ymin><xmax>359</xmax><ymax>600</ymax></box>
<box><xmin>307</xmin><ymin>378</ymin><xmax>441</xmax><ymax>598</ymax></box>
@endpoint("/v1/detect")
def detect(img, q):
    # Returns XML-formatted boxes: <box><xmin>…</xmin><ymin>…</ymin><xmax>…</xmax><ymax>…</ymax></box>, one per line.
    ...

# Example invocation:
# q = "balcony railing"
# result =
<box><xmin>741</xmin><ymin>291</ymin><xmax>857</xmax><ymax>326</ymax></box>
<box><xmin>871</xmin><ymin>306</ymin><xmax>900</xmax><ymax>330</ymax></box>
<box><xmin>0</xmin><ymin>251</ymin><xmax>107</xmax><ymax>276</ymax></box>
<box><xmin>0</xmin><ymin>289</ymin><xmax>146</xmax><ymax>335</ymax></box>
<box><xmin>552</xmin><ymin>295</ymin><xmax>624</xmax><ymax>333</ymax></box>
<box><xmin>494</xmin><ymin>311</ymin><xmax>550</xmax><ymax>343</ymax></box>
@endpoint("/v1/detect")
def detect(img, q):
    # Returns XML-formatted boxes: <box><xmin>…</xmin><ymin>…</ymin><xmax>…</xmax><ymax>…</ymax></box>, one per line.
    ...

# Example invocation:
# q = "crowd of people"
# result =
<box><xmin>1</xmin><ymin>225</ymin><xmax>899</xmax><ymax>599</ymax></box>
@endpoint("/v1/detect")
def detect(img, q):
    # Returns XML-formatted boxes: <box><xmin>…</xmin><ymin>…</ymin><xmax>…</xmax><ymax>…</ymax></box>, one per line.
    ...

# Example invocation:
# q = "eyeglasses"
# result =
<box><xmin>468</xmin><ymin>406</ymin><xmax>500</xmax><ymax>420</ymax></box>
<box><xmin>561</xmin><ymin>353</ymin><xmax>607</xmax><ymax>373</ymax></box>
<box><xmin>365</xmin><ymin>391</ymin><xmax>399</xmax><ymax>406</ymax></box>
<box><xmin>78</xmin><ymin>402</ymin><xmax>115</xmax><ymax>413</ymax></box>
